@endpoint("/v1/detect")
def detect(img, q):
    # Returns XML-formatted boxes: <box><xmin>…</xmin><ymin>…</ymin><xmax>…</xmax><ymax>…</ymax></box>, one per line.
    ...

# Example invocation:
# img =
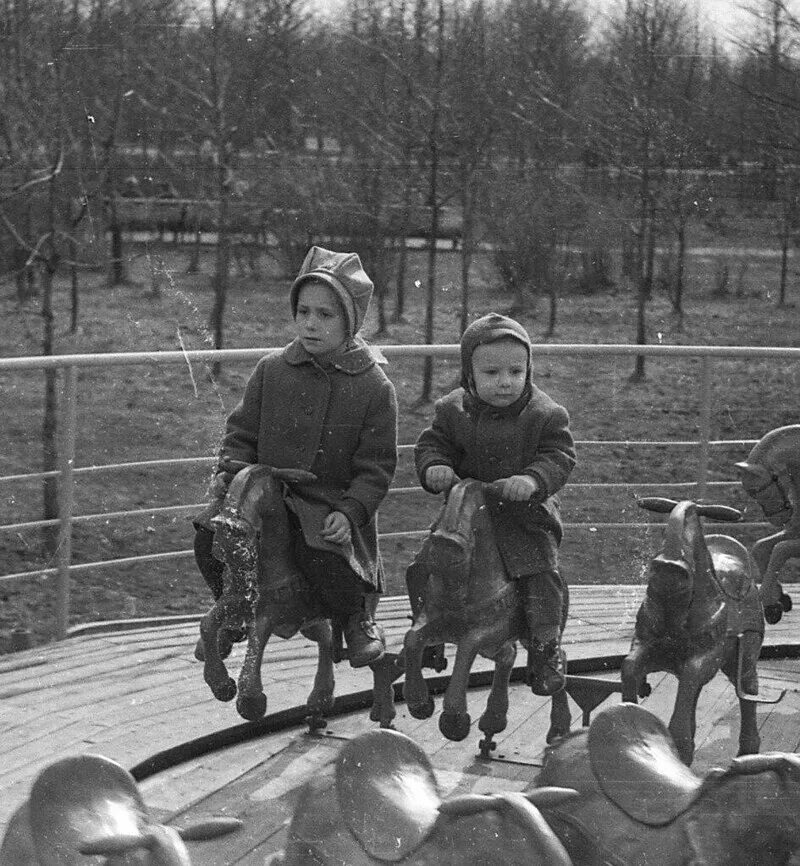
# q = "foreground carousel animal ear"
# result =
<box><xmin>0</xmin><ymin>754</ymin><xmax>241</xmax><ymax>866</ymax></box>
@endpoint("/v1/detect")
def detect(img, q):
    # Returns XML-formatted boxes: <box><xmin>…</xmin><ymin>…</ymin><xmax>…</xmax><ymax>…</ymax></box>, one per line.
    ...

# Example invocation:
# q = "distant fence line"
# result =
<box><xmin>2</xmin><ymin>342</ymin><xmax>799</xmax><ymax>639</ymax></box>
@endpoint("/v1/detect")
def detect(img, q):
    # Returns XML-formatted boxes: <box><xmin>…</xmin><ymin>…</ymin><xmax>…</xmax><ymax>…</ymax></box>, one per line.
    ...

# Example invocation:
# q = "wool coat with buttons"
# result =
<box><xmin>414</xmin><ymin>385</ymin><xmax>576</xmax><ymax>577</ymax></box>
<box><xmin>219</xmin><ymin>338</ymin><xmax>398</xmax><ymax>591</ymax></box>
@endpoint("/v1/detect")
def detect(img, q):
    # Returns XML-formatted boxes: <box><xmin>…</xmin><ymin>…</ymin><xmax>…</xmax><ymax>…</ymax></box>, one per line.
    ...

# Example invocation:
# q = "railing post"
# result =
<box><xmin>56</xmin><ymin>365</ymin><xmax>77</xmax><ymax>639</ymax></box>
<box><xmin>696</xmin><ymin>355</ymin><xmax>712</xmax><ymax>501</ymax></box>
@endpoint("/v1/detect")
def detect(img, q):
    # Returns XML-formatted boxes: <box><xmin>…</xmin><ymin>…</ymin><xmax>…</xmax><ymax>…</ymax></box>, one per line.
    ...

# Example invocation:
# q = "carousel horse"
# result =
<box><xmin>402</xmin><ymin>479</ymin><xmax>571</xmax><ymax>756</ymax></box>
<box><xmin>534</xmin><ymin>702</ymin><xmax>800</xmax><ymax>866</ymax></box>
<box><xmin>620</xmin><ymin>497</ymin><xmax>773</xmax><ymax>765</ymax></box>
<box><xmin>194</xmin><ymin>464</ymin><xmax>400</xmax><ymax>727</ymax></box>
<box><xmin>736</xmin><ymin>424</ymin><xmax>800</xmax><ymax>624</ymax></box>
<box><xmin>0</xmin><ymin>754</ymin><xmax>241</xmax><ymax>865</ymax></box>
<box><xmin>275</xmin><ymin>727</ymin><xmax>578</xmax><ymax>866</ymax></box>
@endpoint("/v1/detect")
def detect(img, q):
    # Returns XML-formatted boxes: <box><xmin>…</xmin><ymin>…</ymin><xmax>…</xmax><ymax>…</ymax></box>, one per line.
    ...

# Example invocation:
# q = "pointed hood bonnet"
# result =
<box><xmin>290</xmin><ymin>246</ymin><xmax>374</xmax><ymax>339</ymax></box>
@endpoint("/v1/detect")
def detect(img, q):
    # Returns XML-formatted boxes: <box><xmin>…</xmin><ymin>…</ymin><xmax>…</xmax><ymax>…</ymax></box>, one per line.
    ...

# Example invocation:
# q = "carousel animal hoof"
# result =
<box><xmin>763</xmin><ymin>602</ymin><xmax>784</xmax><ymax>624</ymax></box>
<box><xmin>237</xmin><ymin>692</ymin><xmax>267</xmax><ymax>720</ymax></box>
<box><xmin>439</xmin><ymin>710</ymin><xmax>471</xmax><ymax>741</ymax></box>
<box><xmin>782</xmin><ymin>591</ymin><xmax>793</xmax><ymax>612</ymax></box>
<box><xmin>209</xmin><ymin>676</ymin><xmax>237</xmax><ymax>702</ymax></box>
<box><xmin>638</xmin><ymin>679</ymin><xmax>652</xmax><ymax>698</ymax></box>
<box><xmin>407</xmin><ymin>696</ymin><xmax>436</xmax><ymax>720</ymax></box>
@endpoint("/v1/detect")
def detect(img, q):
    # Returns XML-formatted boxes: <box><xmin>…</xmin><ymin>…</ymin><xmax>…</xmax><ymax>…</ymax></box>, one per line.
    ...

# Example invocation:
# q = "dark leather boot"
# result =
<box><xmin>520</xmin><ymin>572</ymin><xmax>566</xmax><ymax>696</ymax></box>
<box><xmin>527</xmin><ymin>637</ymin><xmax>566</xmax><ymax>696</ymax></box>
<box><xmin>344</xmin><ymin>612</ymin><xmax>385</xmax><ymax>668</ymax></box>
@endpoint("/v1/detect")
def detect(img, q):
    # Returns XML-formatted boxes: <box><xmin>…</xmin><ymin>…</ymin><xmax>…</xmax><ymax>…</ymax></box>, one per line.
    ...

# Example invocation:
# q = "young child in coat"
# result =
<box><xmin>407</xmin><ymin>312</ymin><xmax>576</xmax><ymax>695</ymax></box>
<box><xmin>194</xmin><ymin>246</ymin><xmax>398</xmax><ymax>668</ymax></box>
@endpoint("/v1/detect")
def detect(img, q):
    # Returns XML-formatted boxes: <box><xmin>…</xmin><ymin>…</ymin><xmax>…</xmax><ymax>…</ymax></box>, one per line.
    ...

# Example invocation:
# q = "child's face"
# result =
<box><xmin>471</xmin><ymin>340</ymin><xmax>528</xmax><ymax>407</ymax></box>
<box><xmin>294</xmin><ymin>281</ymin><xmax>348</xmax><ymax>356</ymax></box>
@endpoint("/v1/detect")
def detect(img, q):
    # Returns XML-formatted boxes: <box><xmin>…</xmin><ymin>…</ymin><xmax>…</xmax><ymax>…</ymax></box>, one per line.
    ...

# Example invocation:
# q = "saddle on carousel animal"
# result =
<box><xmin>0</xmin><ymin>754</ymin><xmax>241</xmax><ymax>865</ymax></box>
<box><xmin>274</xmin><ymin>727</ymin><xmax>578</xmax><ymax>865</ymax></box>
<box><xmin>620</xmin><ymin>496</ymin><xmax>772</xmax><ymax>765</ymax></box>
<box><xmin>534</xmin><ymin>701</ymin><xmax>800</xmax><ymax>866</ymax></box>
<box><xmin>736</xmin><ymin>423</ymin><xmax>800</xmax><ymax>624</ymax></box>
<box><xmin>193</xmin><ymin>463</ymin><xmax>399</xmax><ymax>729</ymax></box>
<box><xmin>402</xmin><ymin>477</ymin><xmax>571</xmax><ymax>755</ymax></box>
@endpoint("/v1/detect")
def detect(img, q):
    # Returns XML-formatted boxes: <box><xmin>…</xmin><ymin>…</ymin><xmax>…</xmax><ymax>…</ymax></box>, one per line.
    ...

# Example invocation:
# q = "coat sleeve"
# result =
<box><xmin>218</xmin><ymin>357</ymin><xmax>265</xmax><ymax>468</ymax></box>
<box><xmin>524</xmin><ymin>403</ymin><xmax>576</xmax><ymax>499</ymax></box>
<box><xmin>414</xmin><ymin>397</ymin><xmax>462</xmax><ymax>492</ymax></box>
<box><xmin>335</xmin><ymin>374</ymin><xmax>398</xmax><ymax>527</ymax></box>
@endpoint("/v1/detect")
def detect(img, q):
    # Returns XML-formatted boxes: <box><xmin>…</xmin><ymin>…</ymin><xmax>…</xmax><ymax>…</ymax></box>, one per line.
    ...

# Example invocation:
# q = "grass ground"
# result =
<box><xmin>1</xmin><ymin>221</ymin><xmax>800</xmax><ymax>649</ymax></box>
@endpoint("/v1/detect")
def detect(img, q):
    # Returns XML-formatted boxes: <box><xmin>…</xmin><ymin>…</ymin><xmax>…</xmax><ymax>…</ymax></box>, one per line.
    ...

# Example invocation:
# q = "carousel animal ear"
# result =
<box><xmin>735</xmin><ymin>460</ymin><xmax>773</xmax><ymax>494</ymax></box>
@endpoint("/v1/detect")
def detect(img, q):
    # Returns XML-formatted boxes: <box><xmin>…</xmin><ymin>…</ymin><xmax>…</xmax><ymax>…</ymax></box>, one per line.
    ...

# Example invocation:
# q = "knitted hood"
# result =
<box><xmin>459</xmin><ymin>312</ymin><xmax>533</xmax><ymax>394</ymax></box>
<box><xmin>290</xmin><ymin>246</ymin><xmax>374</xmax><ymax>338</ymax></box>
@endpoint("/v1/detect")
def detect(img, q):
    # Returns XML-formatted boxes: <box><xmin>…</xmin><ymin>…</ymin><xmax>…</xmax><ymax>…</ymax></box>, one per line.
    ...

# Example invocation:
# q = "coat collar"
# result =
<box><xmin>282</xmin><ymin>336</ymin><xmax>380</xmax><ymax>375</ymax></box>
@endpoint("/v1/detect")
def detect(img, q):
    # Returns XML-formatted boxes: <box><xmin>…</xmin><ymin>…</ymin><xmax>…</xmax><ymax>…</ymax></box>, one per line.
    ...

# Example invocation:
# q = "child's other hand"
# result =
<box><xmin>498</xmin><ymin>475</ymin><xmax>540</xmax><ymax>502</ymax></box>
<box><xmin>321</xmin><ymin>511</ymin><xmax>351</xmax><ymax>545</ymax></box>
<box><xmin>426</xmin><ymin>465</ymin><xmax>456</xmax><ymax>493</ymax></box>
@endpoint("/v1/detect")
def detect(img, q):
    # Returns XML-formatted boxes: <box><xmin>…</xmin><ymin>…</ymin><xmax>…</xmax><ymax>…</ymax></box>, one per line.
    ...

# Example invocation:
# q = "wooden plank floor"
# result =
<box><xmin>139</xmin><ymin>662</ymin><xmax>800</xmax><ymax>865</ymax></box>
<box><xmin>3</xmin><ymin>583</ymin><xmax>800</xmax><ymax>846</ymax></box>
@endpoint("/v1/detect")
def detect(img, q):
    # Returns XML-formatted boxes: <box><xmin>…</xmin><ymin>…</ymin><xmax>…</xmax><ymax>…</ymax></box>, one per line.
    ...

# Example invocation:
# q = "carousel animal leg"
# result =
<box><xmin>402</xmin><ymin>622</ymin><xmax>439</xmax><ymax>719</ymax></box>
<box><xmin>763</xmin><ymin>539</ymin><xmax>799</xmax><ymax>622</ymax></box>
<box><xmin>669</xmin><ymin>657</ymin><xmax>716</xmax><ymax>764</ymax></box>
<box><xmin>547</xmin><ymin>689</ymin><xmax>572</xmax><ymax>743</ymax></box>
<box><xmin>478</xmin><ymin>640</ymin><xmax>516</xmax><ymax>757</ymax></box>
<box><xmin>369</xmin><ymin>655</ymin><xmax>402</xmax><ymax>729</ymax></box>
<box><xmin>721</xmin><ymin>632</ymin><xmax>762</xmax><ymax>757</ymax></box>
<box><xmin>300</xmin><ymin>619</ymin><xmax>336</xmax><ymax>731</ymax></box>
<box><xmin>440</xmin><ymin>631</ymin><xmax>484</xmax><ymax>741</ymax></box>
<box><xmin>201</xmin><ymin>596</ymin><xmax>248</xmax><ymax>702</ymax></box>
<box><xmin>620</xmin><ymin>638</ymin><xmax>656</xmax><ymax>703</ymax></box>
<box><xmin>236</xmin><ymin>600</ymin><xmax>279</xmax><ymax>720</ymax></box>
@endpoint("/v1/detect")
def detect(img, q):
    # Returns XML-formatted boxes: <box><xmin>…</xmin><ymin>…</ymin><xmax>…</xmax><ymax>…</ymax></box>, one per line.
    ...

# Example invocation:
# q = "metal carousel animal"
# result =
<box><xmin>620</xmin><ymin>497</ymin><xmax>778</xmax><ymax>766</ymax></box>
<box><xmin>402</xmin><ymin>478</ymin><xmax>571</xmax><ymax>756</ymax></box>
<box><xmin>274</xmin><ymin>727</ymin><xmax>578</xmax><ymax>866</ymax></box>
<box><xmin>534</xmin><ymin>701</ymin><xmax>800</xmax><ymax>866</ymax></box>
<box><xmin>0</xmin><ymin>754</ymin><xmax>240</xmax><ymax>865</ymax></box>
<box><xmin>193</xmin><ymin>463</ymin><xmax>400</xmax><ymax>728</ymax></box>
<box><xmin>736</xmin><ymin>423</ymin><xmax>800</xmax><ymax>624</ymax></box>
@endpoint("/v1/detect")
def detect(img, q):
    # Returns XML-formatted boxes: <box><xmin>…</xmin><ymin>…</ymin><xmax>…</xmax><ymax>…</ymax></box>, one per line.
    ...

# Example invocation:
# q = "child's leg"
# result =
<box><xmin>520</xmin><ymin>569</ymin><xmax>567</xmax><ymax>696</ymax></box>
<box><xmin>291</xmin><ymin>532</ymin><xmax>385</xmax><ymax>668</ymax></box>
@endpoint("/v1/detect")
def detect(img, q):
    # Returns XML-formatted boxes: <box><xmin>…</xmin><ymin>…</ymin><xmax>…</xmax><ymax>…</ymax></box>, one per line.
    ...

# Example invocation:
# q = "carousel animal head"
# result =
<box><xmin>276</xmin><ymin>727</ymin><xmax>577</xmax><ymax>865</ymax></box>
<box><xmin>0</xmin><ymin>754</ymin><xmax>240</xmax><ymax>866</ymax></box>
<box><xmin>535</xmin><ymin>702</ymin><xmax>800</xmax><ymax>866</ymax></box>
<box><xmin>736</xmin><ymin>424</ymin><xmax>800</xmax><ymax>529</ymax></box>
<box><xmin>423</xmin><ymin>479</ymin><xmax>502</xmax><ymax>610</ymax></box>
<box><xmin>636</xmin><ymin>497</ymin><xmax>744</xmax><ymax>633</ymax></box>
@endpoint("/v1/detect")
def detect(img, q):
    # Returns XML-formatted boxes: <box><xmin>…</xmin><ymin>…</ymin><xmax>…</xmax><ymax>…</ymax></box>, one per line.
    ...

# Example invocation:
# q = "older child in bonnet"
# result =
<box><xmin>194</xmin><ymin>246</ymin><xmax>398</xmax><ymax>667</ymax></box>
<box><xmin>408</xmin><ymin>312</ymin><xmax>576</xmax><ymax>695</ymax></box>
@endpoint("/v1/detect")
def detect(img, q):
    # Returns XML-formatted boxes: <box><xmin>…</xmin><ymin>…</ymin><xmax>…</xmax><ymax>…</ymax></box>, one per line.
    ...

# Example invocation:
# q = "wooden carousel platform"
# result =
<box><xmin>3</xmin><ymin>583</ymin><xmax>800</xmax><ymax>861</ymax></box>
